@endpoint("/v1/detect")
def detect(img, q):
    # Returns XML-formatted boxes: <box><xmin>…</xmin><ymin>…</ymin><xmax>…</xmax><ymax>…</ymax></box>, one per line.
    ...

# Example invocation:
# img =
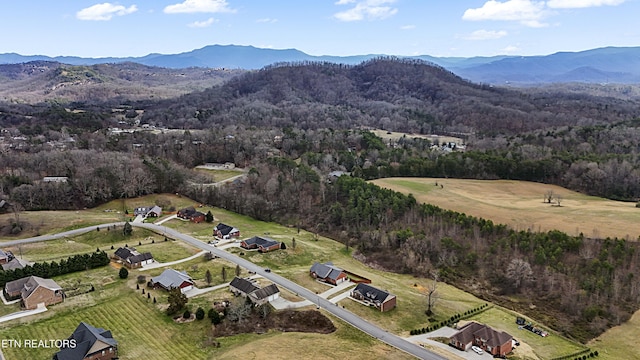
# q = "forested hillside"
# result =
<box><xmin>140</xmin><ymin>58</ymin><xmax>638</xmax><ymax>134</ymax></box>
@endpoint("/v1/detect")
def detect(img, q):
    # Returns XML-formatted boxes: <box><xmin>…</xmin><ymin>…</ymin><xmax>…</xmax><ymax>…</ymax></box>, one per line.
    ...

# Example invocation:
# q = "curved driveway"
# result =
<box><xmin>1</xmin><ymin>221</ymin><xmax>446</xmax><ymax>359</ymax></box>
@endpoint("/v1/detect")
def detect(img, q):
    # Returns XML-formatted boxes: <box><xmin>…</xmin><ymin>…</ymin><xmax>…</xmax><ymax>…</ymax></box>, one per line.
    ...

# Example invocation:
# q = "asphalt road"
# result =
<box><xmin>134</xmin><ymin>222</ymin><xmax>447</xmax><ymax>360</ymax></box>
<box><xmin>0</xmin><ymin>222</ymin><xmax>125</xmax><ymax>247</ymax></box>
<box><xmin>1</xmin><ymin>221</ymin><xmax>447</xmax><ymax>359</ymax></box>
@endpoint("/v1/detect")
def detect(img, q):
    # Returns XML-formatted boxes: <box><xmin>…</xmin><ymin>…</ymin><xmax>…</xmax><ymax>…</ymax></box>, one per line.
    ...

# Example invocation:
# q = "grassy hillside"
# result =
<box><xmin>370</xmin><ymin>177</ymin><xmax>640</xmax><ymax>240</ymax></box>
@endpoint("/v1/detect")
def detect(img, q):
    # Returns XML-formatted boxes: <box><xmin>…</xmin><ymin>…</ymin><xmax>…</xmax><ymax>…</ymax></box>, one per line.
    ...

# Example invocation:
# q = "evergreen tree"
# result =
<box><xmin>119</xmin><ymin>267</ymin><xmax>129</xmax><ymax>279</ymax></box>
<box><xmin>123</xmin><ymin>222</ymin><xmax>132</xmax><ymax>236</ymax></box>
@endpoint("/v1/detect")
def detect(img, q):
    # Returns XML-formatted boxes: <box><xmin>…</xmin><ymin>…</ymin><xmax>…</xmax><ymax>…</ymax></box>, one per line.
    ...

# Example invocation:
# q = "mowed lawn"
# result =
<box><xmin>371</xmin><ymin>177</ymin><xmax>640</xmax><ymax>240</ymax></box>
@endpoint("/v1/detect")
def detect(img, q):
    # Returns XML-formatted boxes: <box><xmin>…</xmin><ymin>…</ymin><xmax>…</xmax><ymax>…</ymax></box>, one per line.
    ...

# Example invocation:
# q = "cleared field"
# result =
<box><xmin>371</xmin><ymin>177</ymin><xmax>640</xmax><ymax>240</ymax></box>
<box><xmin>193</xmin><ymin>168</ymin><xmax>244</xmax><ymax>183</ymax></box>
<box><xmin>588</xmin><ymin>309</ymin><xmax>640</xmax><ymax>360</ymax></box>
<box><xmin>370</xmin><ymin>129</ymin><xmax>463</xmax><ymax>145</ymax></box>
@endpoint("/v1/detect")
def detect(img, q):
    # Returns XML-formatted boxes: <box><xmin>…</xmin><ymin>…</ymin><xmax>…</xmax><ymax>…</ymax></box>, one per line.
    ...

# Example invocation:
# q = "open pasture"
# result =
<box><xmin>371</xmin><ymin>177</ymin><xmax>640</xmax><ymax>240</ymax></box>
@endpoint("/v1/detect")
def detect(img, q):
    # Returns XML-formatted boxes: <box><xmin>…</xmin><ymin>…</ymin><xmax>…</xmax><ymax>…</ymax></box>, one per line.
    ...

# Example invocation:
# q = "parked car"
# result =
<box><xmin>513</xmin><ymin>338</ymin><xmax>520</xmax><ymax>346</ymax></box>
<box><xmin>264</xmin><ymin>268</ymin><xmax>271</xmax><ymax>273</ymax></box>
<box><xmin>471</xmin><ymin>346</ymin><xmax>484</xmax><ymax>355</ymax></box>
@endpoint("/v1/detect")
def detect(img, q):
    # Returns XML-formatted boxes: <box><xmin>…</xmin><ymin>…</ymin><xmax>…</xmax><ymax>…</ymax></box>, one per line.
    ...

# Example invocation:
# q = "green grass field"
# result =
<box><xmin>371</xmin><ymin>177</ymin><xmax>640</xmax><ymax>240</ymax></box>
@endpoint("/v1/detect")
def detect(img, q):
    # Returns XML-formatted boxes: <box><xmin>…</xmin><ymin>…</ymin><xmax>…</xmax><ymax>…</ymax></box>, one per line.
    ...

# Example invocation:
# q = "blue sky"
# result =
<box><xmin>1</xmin><ymin>0</ymin><xmax>639</xmax><ymax>58</ymax></box>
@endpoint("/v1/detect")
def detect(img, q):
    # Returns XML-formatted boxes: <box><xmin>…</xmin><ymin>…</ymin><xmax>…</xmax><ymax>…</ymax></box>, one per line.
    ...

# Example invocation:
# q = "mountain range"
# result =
<box><xmin>2</xmin><ymin>45</ymin><xmax>640</xmax><ymax>85</ymax></box>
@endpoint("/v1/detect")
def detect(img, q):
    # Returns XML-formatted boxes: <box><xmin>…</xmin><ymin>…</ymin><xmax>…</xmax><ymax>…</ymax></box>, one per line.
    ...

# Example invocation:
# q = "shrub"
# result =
<box><xmin>119</xmin><ymin>267</ymin><xmax>129</xmax><ymax>279</ymax></box>
<box><xmin>183</xmin><ymin>309</ymin><xmax>191</xmax><ymax>319</ymax></box>
<box><xmin>196</xmin><ymin>307</ymin><xmax>205</xmax><ymax>320</ymax></box>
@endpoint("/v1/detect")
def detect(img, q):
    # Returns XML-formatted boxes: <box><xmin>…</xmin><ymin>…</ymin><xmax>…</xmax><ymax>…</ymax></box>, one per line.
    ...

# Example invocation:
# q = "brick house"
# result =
<box><xmin>177</xmin><ymin>206</ymin><xmax>205</xmax><ymax>223</ymax></box>
<box><xmin>309</xmin><ymin>262</ymin><xmax>348</xmax><ymax>285</ymax></box>
<box><xmin>4</xmin><ymin>276</ymin><xmax>64</xmax><ymax>310</ymax></box>
<box><xmin>240</xmin><ymin>236</ymin><xmax>280</xmax><ymax>253</ymax></box>
<box><xmin>350</xmin><ymin>283</ymin><xmax>397</xmax><ymax>312</ymax></box>
<box><xmin>449</xmin><ymin>321</ymin><xmax>513</xmax><ymax>357</ymax></box>
<box><xmin>53</xmin><ymin>322</ymin><xmax>118</xmax><ymax>360</ymax></box>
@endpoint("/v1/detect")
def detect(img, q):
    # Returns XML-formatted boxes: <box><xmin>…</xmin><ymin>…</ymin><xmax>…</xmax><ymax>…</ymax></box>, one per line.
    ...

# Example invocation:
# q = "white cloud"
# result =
<box><xmin>188</xmin><ymin>17</ymin><xmax>217</xmax><ymax>28</ymax></box>
<box><xmin>463</xmin><ymin>0</ymin><xmax>548</xmax><ymax>27</ymax></box>
<box><xmin>464</xmin><ymin>29</ymin><xmax>508</xmax><ymax>40</ymax></box>
<box><xmin>400</xmin><ymin>24</ymin><xmax>416</xmax><ymax>30</ymax></box>
<box><xmin>334</xmin><ymin>0</ymin><xmax>398</xmax><ymax>22</ymax></box>
<box><xmin>502</xmin><ymin>45</ymin><xmax>521</xmax><ymax>53</ymax></box>
<box><xmin>164</xmin><ymin>0</ymin><xmax>235</xmax><ymax>14</ymax></box>
<box><xmin>76</xmin><ymin>3</ymin><xmax>138</xmax><ymax>21</ymax></box>
<box><xmin>256</xmin><ymin>18</ymin><xmax>278</xmax><ymax>23</ymax></box>
<box><xmin>546</xmin><ymin>0</ymin><xmax>625</xmax><ymax>8</ymax></box>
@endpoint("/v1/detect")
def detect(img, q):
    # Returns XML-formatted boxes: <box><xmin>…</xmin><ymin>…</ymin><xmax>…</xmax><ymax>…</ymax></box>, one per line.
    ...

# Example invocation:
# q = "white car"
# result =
<box><xmin>471</xmin><ymin>346</ymin><xmax>484</xmax><ymax>355</ymax></box>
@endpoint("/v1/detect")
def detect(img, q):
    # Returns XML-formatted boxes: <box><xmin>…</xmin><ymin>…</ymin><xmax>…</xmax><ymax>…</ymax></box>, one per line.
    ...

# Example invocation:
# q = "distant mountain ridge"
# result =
<box><xmin>2</xmin><ymin>44</ymin><xmax>640</xmax><ymax>84</ymax></box>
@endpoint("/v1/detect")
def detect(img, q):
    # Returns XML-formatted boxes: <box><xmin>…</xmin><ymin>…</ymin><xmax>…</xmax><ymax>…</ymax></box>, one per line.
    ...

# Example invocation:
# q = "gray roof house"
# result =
<box><xmin>150</xmin><ymin>269</ymin><xmax>194</xmax><ymax>293</ymax></box>
<box><xmin>309</xmin><ymin>262</ymin><xmax>348</xmax><ymax>285</ymax></box>
<box><xmin>229</xmin><ymin>277</ymin><xmax>280</xmax><ymax>305</ymax></box>
<box><xmin>53</xmin><ymin>322</ymin><xmax>118</xmax><ymax>360</ymax></box>
<box><xmin>229</xmin><ymin>277</ymin><xmax>259</xmax><ymax>297</ymax></box>
<box><xmin>1</xmin><ymin>257</ymin><xmax>28</xmax><ymax>271</ymax></box>
<box><xmin>4</xmin><ymin>276</ymin><xmax>64</xmax><ymax>309</ymax></box>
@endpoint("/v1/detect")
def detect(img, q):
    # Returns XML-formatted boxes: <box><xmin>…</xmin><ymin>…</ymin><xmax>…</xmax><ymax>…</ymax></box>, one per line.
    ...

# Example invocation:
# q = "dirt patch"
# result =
<box><xmin>174</xmin><ymin>314</ymin><xmax>196</xmax><ymax>323</ymax></box>
<box><xmin>213</xmin><ymin>309</ymin><xmax>336</xmax><ymax>337</ymax></box>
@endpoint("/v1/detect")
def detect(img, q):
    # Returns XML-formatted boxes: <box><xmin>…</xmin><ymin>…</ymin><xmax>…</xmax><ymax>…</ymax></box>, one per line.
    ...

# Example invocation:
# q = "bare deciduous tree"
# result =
<box><xmin>425</xmin><ymin>270</ymin><xmax>439</xmax><ymax>316</ymax></box>
<box><xmin>506</xmin><ymin>258</ymin><xmax>533</xmax><ymax>290</ymax></box>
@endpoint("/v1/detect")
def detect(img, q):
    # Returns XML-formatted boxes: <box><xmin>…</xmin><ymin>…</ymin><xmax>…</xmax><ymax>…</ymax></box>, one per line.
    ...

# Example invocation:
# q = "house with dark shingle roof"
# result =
<box><xmin>248</xmin><ymin>284</ymin><xmax>280</xmax><ymax>306</ymax></box>
<box><xmin>449</xmin><ymin>321</ymin><xmax>513</xmax><ymax>357</ymax></box>
<box><xmin>350</xmin><ymin>283</ymin><xmax>397</xmax><ymax>312</ymax></box>
<box><xmin>150</xmin><ymin>269</ymin><xmax>194</xmax><ymax>293</ymax></box>
<box><xmin>4</xmin><ymin>276</ymin><xmax>64</xmax><ymax>309</ymax></box>
<box><xmin>213</xmin><ymin>223</ymin><xmax>240</xmax><ymax>239</ymax></box>
<box><xmin>229</xmin><ymin>277</ymin><xmax>280</xmax><ymax>305</ymax></box>
<box><xmin>113</xmin><ymin>247</ymin><xmax>153</xmax><ymax>269</ymax></box>
<box><xmin>309</xmin><ymin>262</ymin><xmax>348</xmax><ymax>285</ymax></box>
<box><xmin>177</xmin><ymin>206</ymin><xmax>205</xmax><ymax>223</ymax></box>
<box><xmin>53</xmin><ymin>322</ymin><xmax>118</xmax><ymax>360</ymax></box>
<box><xmin>240</xmin><ymin>236</ymin><xmax>280</xmax><ymax>253</ymax></box>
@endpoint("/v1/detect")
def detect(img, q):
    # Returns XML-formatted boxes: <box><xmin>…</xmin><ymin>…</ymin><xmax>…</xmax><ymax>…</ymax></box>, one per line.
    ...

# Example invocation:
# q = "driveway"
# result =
<box><xmin>0</xmin><ymin>303</ymin><xmax>48</xmax><ymax>324</ymax></box>
<box><xmin>406</xmin><ymin>327</ymin><xmax>494</xmax><ymax>360</ymax></box>
<box><xmin>138</xmin><ymin>250</ymin><xmax>207</xmax><ymax>271</ymax></box>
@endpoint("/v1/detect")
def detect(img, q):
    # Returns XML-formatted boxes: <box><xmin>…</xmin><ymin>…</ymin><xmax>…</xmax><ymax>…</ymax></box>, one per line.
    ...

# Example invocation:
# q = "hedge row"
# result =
<box><xmin>409</xmin><ymin>303</ymin><xmax>490</xmax><ymax>335</ymax></box>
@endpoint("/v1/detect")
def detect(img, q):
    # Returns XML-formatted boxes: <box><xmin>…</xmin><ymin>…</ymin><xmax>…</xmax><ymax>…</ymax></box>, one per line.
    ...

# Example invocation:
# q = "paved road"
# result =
<box><xmin>133</xmin><ymin>222</ymin><xmax>447</xmax><ymax>360</ymax></box>
<box><xmin>0</xmin><ymin>222</ymin><xmax>125</xmax><ymax>247</ymax></box>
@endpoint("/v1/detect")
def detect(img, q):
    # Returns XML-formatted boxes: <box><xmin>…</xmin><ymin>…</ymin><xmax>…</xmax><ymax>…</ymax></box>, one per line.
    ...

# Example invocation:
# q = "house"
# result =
<box><xmin>4</xmin><ymin>276</ymin><xmax>64</xmax><ymax>310</ymax></box>
<box><xmin>133</xmin><ymin>205</ymin><xmax>162</xmax><ymax>218</ymax></box>
<box><xmin>43</xmin><ymin>176</ymin><xmax>68</xmax><ymax>183</ymax></box>
<box><xmin>1</xmin><ymin>257</ymin><xmax>28</xmax><ymax>271</ymax></box>
<box><xmin>229</xmin><ymin>277</ymin><xmax>259</xmax><ymax>297</ymax></box>
<box><xmin>177</xmin><ymin>206</ymin><xmax>206</xmax><ymax>223</ymax></box>
<box><xmin>150</xmin><ymin>269</ymin><xmax>194</xmax><ymax>293</ymax></box>
<box><xmin>309</xmin><ymin>262</ymin><xmax>348</xmax><ymax>285</ymax></box>
<box><xmin>53</xmin><ymin>322</ymin><xmax>118</xmax><ymax>360</ymax></box>
<box><xmin>449</xmin><ymin>321</ymin><xmax>513</xmax><ymax>357</ymax></box>
<box><xmin>350</xmin><ymin>283</ymin><xmax>397</xmax><ymax>312</ymax></box>
<box><xmin>240</xmin><ymin>236</ymin><xmax>281</xmax><ymax>253</ymax></box>
<box><xmin>113</xmin><ymin>247</ymin><xmax>153</xmax><ymax>269</ymax></box>
<box><xmin>248</xmin><ymin>284</ymin><xmax>280</xmax><ymax>306</ymax></box>
<box><xmin>0</xmin><ymin>249</ymin><xmax>12</xmax><ymax>264</ymax></box>
<box><xmin>229</xmin><ymin>277</ymin><xmax>280</xmax><ymax>305</ymax></box>
<box><xmin>213</xmin><ymin>223</ymin><xmax>240</xmax><ymax>239</ymax></box>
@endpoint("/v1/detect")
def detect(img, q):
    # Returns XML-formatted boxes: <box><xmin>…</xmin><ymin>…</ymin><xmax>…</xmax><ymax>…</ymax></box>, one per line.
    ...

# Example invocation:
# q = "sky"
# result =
<box><xmin>1</xmin><ymin>0</ymin><xmax>639</xmax><ymax>58</ymax></box>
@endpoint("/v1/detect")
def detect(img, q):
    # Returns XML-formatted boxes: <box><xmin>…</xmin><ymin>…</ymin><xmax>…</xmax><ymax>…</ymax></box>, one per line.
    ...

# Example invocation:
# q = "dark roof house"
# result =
<box><xmin>309</xmin><ymin>262</ymin><xmax>348</xmax><ymax>285</ymax></box>
<box><xmin>150</xmin><ymin>269</ymin><xmax>194</xmax><ymax>293</ymax></box>
<box><xmin>213</xmin><ymin>223</ymin><xmax>240</xmax><ymax>239</ymax></box>
<box><xmin>53</xmin><ymin>322</ymin><xmax>118</xmax><ymax>360</ymax></box>
<box><xmin>350</xmin><ymin>283</ymin><xmax>397</xmax><ymax>312</ymax></box>
<box><xmin>449</xmin><ymin>321</ymin><xmax>513</xmax><ymax>357</ymax></box>
<box><xmin>113</xmin><ymin>247</ymin><xmax>153</xmax><ymax>268</ymax></box>
<box><xmin>240</xmin><ymin>236</ymin><xmax>280</xmax><ymax>253</ymax></box>
<box><xmin>229</xmin><ymin>277</ymin><xmax>280</xmax><ymax>306</ymax></box>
